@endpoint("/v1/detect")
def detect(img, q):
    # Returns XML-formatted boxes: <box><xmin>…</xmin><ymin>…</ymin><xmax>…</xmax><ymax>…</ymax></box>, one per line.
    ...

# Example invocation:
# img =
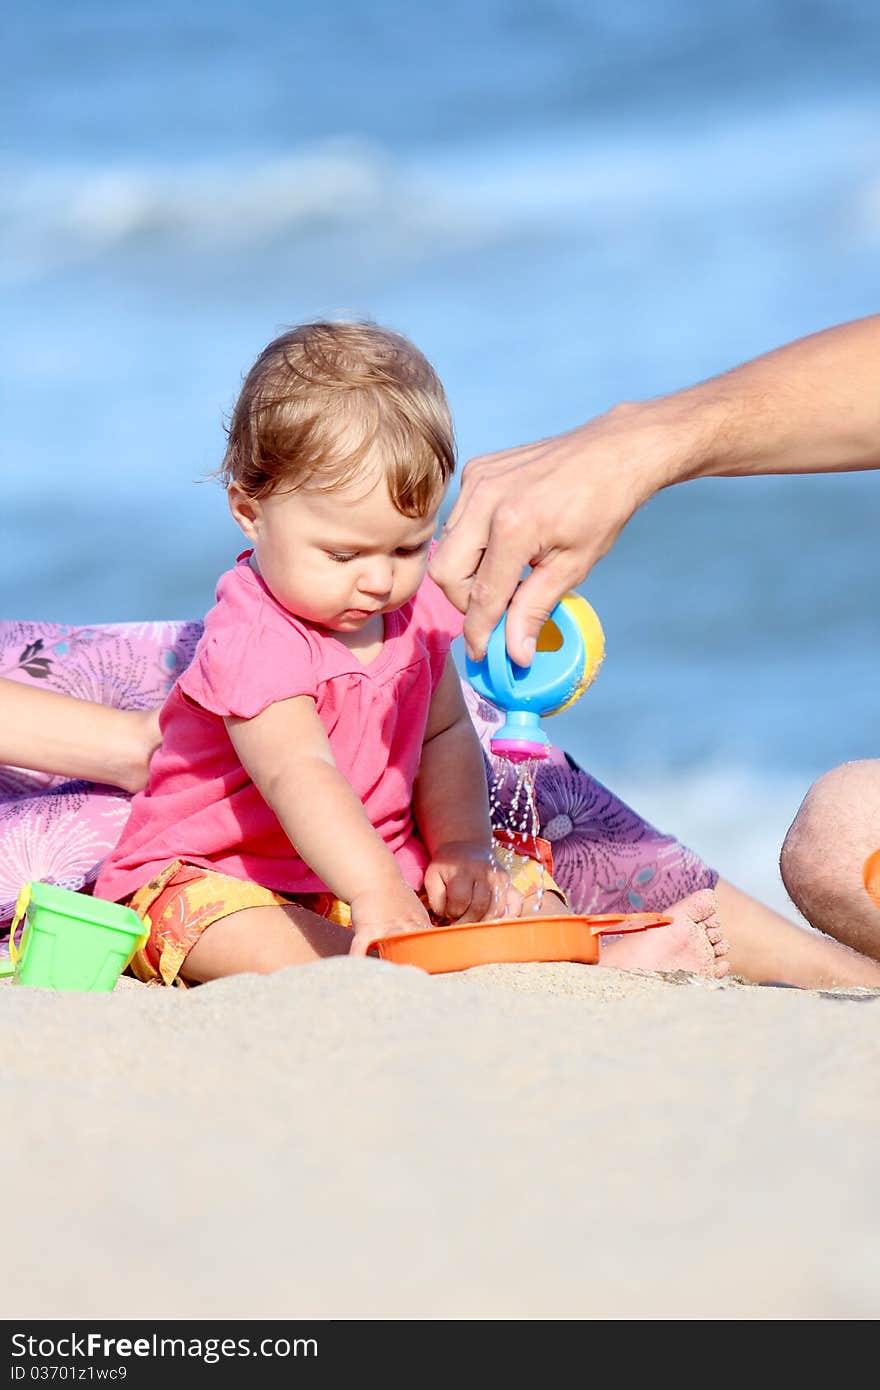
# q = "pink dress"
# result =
<box><xmin>94</xmin><ymin>554</ymin><xmax>464</xmax><ymax>903</ymax></box>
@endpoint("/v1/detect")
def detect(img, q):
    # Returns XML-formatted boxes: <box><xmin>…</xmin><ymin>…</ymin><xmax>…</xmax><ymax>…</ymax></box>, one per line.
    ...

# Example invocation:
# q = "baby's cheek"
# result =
<box><xmin>399</xmin><ymin>560</ymin><xmax>431</xmax><ymax>603</ymax></box>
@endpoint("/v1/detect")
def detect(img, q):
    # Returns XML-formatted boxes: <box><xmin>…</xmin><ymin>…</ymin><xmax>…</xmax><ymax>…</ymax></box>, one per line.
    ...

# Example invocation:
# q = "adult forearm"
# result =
<box><xmin>642</xmin><ymin>313</ymin><xmax>880</xmax><ymax>486</ymax></box>
<box><xmin>0</xmin><ymin>678</ymin><xmax>159</xmax><ymax>791</ymax></box>
<box><xmin>430</xmin><ymin>311</ymin><xmax>880</xmax><ymax>667</ymax></box>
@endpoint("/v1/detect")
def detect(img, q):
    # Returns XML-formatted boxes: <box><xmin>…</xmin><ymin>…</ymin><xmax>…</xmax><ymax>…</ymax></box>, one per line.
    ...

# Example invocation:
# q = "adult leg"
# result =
<box><xmin>779</xmin><ymin>759</ymin><xmax>880</xmax><ymax>963</ymax></box>
<box><xmin>601</xmin><ymin>888</ymin><xmax>728</xmax><ymax>978</ymax></box>
<box><xmin>519</xmin><ymin>755</ymin><xmax>880</xmax><ymax>987</ymax></box>
<box><xmin>715</xmin><ymin>877</ymin><xmax>880</xmax><ymax>987</ymax></box>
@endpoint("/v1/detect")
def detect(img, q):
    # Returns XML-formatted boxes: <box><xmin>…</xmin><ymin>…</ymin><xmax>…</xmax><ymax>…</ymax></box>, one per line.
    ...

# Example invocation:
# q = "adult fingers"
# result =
<box><xmin>428</xmin><ymin>492</ymin><xmax>494</xmax><ymax>620</ymax></box>
<box><xmin>456</xmin><ymin>503</ymin><xmax>541</xmax><ymax>661</ymax></box>
<box><xmin>503</xmin><ymin>551</ymin><xmax>594</xmax><ymax>667</ymax></box>
<box><xmin>430</xmin><ymin>450</ymin><xmax>537</xmax><ymax>622</ymax></box>
<box><xmin>442</xmin><ymin>447</ymin><xmax>524</xmax><ymax>528</ymax></box>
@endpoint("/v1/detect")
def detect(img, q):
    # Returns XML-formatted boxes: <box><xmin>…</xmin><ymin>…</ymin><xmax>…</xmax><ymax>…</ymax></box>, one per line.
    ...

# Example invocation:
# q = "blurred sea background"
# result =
<box><xmin>3</xmin><ymin>1</ymin><xmax>879</xmax><ymax>916</ymax></box>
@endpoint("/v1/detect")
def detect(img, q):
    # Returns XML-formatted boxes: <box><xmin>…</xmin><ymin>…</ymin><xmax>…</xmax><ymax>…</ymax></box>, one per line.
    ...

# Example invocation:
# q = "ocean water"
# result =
<box><xmin>3</xmin><ymin>1</ymin><xmax>879</xmax><ymax>914</ymax></box>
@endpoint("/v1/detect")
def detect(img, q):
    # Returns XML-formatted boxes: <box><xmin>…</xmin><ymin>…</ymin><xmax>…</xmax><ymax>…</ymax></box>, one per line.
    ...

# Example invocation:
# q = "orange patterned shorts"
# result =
<box><xmin>124</xmin><ymin>832</ymin><xmax>563</xmax><ymax>987</ymax></box>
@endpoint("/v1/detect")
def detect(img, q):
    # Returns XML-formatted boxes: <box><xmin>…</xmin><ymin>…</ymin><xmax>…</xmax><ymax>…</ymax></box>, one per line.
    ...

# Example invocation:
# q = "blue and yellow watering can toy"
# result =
<box><xmin>465</xmin><ymin>592</ymin><xmax>605</xmax><ymax>762</ymax></box>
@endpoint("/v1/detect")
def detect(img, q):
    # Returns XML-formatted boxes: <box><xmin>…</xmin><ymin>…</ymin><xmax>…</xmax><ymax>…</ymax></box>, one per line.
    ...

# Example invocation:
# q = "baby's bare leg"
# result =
<box><xmin>182</xmin><ymin>902</ymin><xmax>354</xmax><ymax>983</ymax></box>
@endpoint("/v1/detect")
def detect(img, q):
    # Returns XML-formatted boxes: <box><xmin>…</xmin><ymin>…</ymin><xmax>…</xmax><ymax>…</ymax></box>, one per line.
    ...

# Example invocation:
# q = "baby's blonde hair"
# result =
<box><xmin>219</xmin><ymin>320</ymin><xmax>456</xmax><ymax>516</ymax></box>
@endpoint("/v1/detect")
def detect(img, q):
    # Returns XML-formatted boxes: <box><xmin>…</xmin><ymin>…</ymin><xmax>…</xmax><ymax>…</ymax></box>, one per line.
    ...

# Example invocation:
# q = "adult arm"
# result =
<box><xmin>429</xmin><ymin>313</ymin><xmax>880</xmax><ymax>664</ymax></box>
<box><xmin>0</xmin><ymin>677</ymin><xmax>161</xmax><ymax>792</ymax></box>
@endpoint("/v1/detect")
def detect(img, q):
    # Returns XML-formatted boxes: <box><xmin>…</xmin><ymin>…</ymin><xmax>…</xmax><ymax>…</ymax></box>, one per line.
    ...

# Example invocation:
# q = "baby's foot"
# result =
<box><xmin>600</xmin><ymin>889</ymin><xmax>729</xmax><ymax>979</ymax></box>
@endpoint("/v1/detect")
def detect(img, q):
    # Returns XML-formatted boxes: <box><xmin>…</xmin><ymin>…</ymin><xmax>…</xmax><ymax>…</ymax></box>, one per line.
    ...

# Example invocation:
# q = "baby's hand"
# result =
<box><xmin>424</xmin><ymin>840</ymin><xmax>523</xmax><ymax>924</ymax></box>
<box><xmin>348</xmin><ymin>877</ymin><xmax>432</xmax><ymax>958</ymax></box>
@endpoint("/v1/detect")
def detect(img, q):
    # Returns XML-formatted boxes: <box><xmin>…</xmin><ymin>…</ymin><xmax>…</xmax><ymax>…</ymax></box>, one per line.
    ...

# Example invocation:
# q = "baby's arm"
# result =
<box><xmin>0</xmin><ymin>677</ymin><xmax>161</xmax><ymax>793</ymax></box>
<box><xmin>225</xmin><ymin>695</ymin><xmax>431</xmax><ymax>955</ymax></box>
<box><xmin>414</xmin><ymin>656</ymin><xmax>521</xmax><ymax>922</ymax></box>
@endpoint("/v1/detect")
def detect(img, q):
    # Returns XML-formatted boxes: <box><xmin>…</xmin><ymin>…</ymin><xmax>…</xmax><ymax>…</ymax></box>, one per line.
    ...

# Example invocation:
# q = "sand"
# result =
<box><xmin>2</xmin><ymin>959</ymin><xmax>879</xmax><ymax>1321</ymax></box>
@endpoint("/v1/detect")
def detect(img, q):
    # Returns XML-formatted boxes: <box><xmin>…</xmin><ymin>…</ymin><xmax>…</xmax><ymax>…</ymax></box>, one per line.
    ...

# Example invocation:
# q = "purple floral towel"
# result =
<box><xmin>0</xmin><ymin>621</ymin><xmax>201</xmax><ymax>932</ymax></box>
<box><xmin>0</xmin><ymin>621</ymin><xmax>715</xmax><ymax>949</ymax></box>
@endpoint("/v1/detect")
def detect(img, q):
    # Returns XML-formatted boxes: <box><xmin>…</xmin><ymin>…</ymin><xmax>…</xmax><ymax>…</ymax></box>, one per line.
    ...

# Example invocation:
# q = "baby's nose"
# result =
<box><xmin>359</xmin><ymin>556</ymin><xmax>394</xmax><ymax>596</ymax></box>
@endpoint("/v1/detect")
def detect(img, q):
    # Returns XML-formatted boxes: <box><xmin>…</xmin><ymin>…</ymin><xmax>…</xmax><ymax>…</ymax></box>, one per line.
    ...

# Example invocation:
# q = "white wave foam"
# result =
<box><xmin>3</xmin><ymin>94</ymin><xmax>879</xmax><ymax>283</ymax></box>
<box><xmin>1</xmin><ymin>139</ymin><xmax>425</xmax><ymax>281</ymax></box>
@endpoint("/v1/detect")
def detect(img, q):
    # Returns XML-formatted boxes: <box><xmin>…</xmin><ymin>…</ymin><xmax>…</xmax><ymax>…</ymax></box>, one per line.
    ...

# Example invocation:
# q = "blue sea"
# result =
<box><xmin>3</xmin><ymin>1</ymin><xmax>879</xmax><ymax>912</ymax></box>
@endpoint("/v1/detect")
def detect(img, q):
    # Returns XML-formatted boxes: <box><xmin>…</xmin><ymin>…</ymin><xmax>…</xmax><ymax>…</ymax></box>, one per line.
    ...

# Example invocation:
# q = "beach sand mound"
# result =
<box><xmin>2</xmin><ymin>960</ymin><xmax>879</xmax><ymax>1320</ymax></box>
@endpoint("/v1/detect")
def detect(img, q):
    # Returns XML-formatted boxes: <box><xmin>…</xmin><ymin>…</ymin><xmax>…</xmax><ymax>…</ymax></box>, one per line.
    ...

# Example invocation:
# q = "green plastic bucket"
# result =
<box><xmin>7</xmin><ymin>881</ymin><xmax>149</xmax><ymax>992</ymax></box>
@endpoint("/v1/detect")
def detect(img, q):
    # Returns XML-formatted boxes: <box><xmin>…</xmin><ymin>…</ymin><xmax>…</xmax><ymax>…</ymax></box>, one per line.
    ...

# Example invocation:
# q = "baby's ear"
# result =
<box><xmin>227</xmin><ymin>484</ymin><xmax>260</xmax><ymax>539</ymax></box>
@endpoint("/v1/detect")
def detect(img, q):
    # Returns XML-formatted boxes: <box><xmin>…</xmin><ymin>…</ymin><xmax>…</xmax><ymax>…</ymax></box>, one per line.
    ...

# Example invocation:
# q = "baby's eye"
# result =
<box><xmin>327</xmin><ymin>552</ymin><xmax>358</xmax><ymax>564</ymax></box>
<box><xmin>396</xmin><ymin>541</ymin><xmax>429</xmax><ymax>557</ymax></box>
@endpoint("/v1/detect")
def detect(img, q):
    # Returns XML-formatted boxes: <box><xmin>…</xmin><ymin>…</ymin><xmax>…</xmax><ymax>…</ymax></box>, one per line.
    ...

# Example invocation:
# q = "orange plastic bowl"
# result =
<box><xmin>369</xmin><ymin>912</ymin><xmax>672</xmax><ymax>974</ymax></box>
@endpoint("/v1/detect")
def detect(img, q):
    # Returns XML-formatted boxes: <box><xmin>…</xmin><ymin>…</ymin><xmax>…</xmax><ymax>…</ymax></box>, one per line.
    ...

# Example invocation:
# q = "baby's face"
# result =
<box><xmin>230</xmin><ymin>472</ymin><xmax>443</xmax><ymax>633</ymax></box>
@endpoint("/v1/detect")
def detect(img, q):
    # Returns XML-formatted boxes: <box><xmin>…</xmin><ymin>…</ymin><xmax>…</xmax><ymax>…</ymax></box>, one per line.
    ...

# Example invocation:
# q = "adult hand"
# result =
<box><xmin>429</xmin><ymin>402</ymin><xmax>680</xmax><ymax>666</ymax></box>
<box><xmin>431</xmin><ymin>315</ymin><xmax>880</xmax><ymax>666</ymax></box>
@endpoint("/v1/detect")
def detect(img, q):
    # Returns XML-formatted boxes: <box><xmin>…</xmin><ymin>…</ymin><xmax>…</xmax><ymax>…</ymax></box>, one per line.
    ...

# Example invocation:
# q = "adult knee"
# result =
<box><xmin>780</xmin><ymin>760</ymin><xmax>880</xmax><ymax>922</ymax></box>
